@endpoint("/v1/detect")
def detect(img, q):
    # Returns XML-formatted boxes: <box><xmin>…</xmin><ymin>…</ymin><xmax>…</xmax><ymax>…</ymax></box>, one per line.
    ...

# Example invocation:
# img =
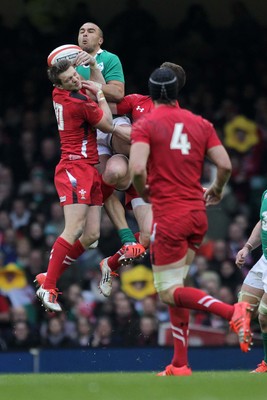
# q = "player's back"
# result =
<box><xmin>132</xmin><ymin>103</ymin><xmax>221</xmax><ymax>215</ymax></box>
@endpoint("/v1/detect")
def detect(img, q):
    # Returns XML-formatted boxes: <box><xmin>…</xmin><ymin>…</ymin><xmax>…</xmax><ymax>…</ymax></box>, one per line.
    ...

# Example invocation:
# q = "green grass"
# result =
<box><xmin>0</xmin><ymin>371</ymin><xmax>266</xmax><ymax>400</ymax></box>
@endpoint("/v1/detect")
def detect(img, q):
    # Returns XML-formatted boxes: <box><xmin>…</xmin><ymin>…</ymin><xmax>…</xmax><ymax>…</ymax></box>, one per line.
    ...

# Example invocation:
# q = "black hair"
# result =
<box><xmin>47</xmin><ymin>59</ymin><xmax>72</xmax><ymax>85</ymax></box>
<box><xmin>148</xmin><ymin>67</ymin><xmax>178</xmax><ymax>103</ymax></box>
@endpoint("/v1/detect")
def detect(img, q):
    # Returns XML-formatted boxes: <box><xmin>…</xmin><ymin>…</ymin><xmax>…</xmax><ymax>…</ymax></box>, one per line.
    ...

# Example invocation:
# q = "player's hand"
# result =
<box><xmin>75</xmin><ymin>51</ymin><xmax>97</xmax><ymax>68</ymax></box>
<box><xmin>235</xmin><ymin>247</ymin><xmax>249</xmax><ymax>268</ymax></box>
<box><xmin>81</xmin><ymin>80</ymin><xmax>102</xmax><ymax>96</ymax></box>
<box><xmin>203</xmin><ymin>185</ymin><xmax>223</xmax><ymax>206</ymax></box>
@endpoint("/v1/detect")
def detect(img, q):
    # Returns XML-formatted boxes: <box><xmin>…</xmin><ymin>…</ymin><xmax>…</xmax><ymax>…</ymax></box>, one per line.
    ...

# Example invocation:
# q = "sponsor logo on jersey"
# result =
<box><xmin>60</xmin><ymin>196</ymin><xmax>66</xmax><ymax>202</ymax></box>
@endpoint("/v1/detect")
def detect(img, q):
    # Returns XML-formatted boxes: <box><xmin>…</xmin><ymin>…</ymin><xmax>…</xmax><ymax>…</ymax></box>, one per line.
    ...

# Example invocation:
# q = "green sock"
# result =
<box><xmin>118</xmin><ymin>228</ymin><xmax>137</xmax><ymax>245</ymax></box>
<box><xmin>262</xmin><ymin>332</ymin><xmax>267</xmax><ymax>363</ymax></box>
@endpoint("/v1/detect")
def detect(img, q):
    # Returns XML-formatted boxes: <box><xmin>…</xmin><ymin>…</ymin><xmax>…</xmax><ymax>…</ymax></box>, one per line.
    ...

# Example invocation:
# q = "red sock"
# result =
<box><xmin>134</xmin><ymin>232</ymin><xmax>141</xmax><ymax>243</ymax></box>
<box><xmin>107</xmin><ymin>246</ymin><xmax>125</xmax><ymax>272</ymax></box>
<box><xmin>59</xmin><ymin>239</ymin><xmax>85</xmax><ymax>275</ymax></box>
<box><xmin>101</xmin><ymin>175</ymin><xmax>115</xmax><ymax>202</ymax></box>
<box><xmin>168</xmin><ymin>305</ymin><xmax>190</xmax><ymax>367</ymax></box>
<box><xmin>173</xmin><ymin>287</ymin><xmax>234</xmax><ymax>320</ymax></box>
<box><xmin>44</xmin><ymin>237</ymin><xmax>73</xmax><ymax>289</ymax></box>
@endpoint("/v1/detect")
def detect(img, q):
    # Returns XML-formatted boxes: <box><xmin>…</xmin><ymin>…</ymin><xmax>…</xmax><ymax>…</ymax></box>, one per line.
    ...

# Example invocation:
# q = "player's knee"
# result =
<box><xmin>238</xmin><ymin>290</ymin><xmax>260</xmax><ymax>317</ymax></box>
<box><xmin>158</xmin><ymin>288</ymin><xmax>175</xmax><ymax>305</ymax></box>
<box><xmin>80</xmin><ymin>231</ymin><xmax>100</xmax><ymax>249</ymax></box>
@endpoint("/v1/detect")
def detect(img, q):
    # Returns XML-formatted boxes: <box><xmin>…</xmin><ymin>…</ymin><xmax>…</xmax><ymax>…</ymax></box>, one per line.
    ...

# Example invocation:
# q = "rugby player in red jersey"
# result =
<box><xmin>36</xmin><ymin>59</ymin><xmax>113</xmax><ymax>312</ymax></box>
<box><xmin>129</xmin><ymin>66</ymin><xmax>253</xmax><ymax>375</ymax></box>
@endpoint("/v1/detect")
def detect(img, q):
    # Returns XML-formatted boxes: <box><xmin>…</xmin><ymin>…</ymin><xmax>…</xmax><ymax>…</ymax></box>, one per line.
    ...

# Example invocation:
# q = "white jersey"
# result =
<box><xmin>97</xmin><ymin>116</ymin><xmax>131</xmax><ymax>156</ymax></box>
<box><xmin>243</xmin><ymin>254</ymin><xmax>267</xmax><ymax>292</ymax></box>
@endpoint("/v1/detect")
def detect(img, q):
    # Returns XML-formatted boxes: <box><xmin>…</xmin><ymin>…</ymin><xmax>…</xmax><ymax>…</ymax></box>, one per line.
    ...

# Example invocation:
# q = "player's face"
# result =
<box><xmin>58</xmin><ymin>66</ymin><xmax>82</xmax><ymax>91</ymax></box>
<box><xmin>78</xmin><ymin>23</ymin><xmax>103</xmax><ymax>54</ymax></box>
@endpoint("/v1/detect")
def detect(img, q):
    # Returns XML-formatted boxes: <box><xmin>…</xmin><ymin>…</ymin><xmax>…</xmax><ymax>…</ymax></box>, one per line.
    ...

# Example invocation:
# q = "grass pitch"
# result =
<box><xmin>0</xmin><ymin>371</ymin><xmax>266</xmax><ymax>400</ymax></box>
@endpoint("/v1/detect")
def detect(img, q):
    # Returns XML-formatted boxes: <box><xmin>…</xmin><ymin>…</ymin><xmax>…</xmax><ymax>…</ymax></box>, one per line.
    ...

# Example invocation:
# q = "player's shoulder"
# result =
<box><xmin>125</xmin><ymin>93</ymin><xmax>149</xmax><ymax>103</ymax></box>
<box><xmin>98</xmin><ymin>49</ymin><xmax>121</xmax><ymax>61</ymax></box>
<box><xmin>181</xmin><ymin>107</ymin><xmax>214</xmax><ymax>129</ymax></box>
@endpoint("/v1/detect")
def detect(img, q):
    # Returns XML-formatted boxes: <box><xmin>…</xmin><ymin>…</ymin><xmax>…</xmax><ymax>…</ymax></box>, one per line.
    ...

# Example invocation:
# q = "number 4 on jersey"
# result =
<box><xmin>170</xmin><ymin>123</ymin><xmax>191</xmax><ymax>154</ymax></box>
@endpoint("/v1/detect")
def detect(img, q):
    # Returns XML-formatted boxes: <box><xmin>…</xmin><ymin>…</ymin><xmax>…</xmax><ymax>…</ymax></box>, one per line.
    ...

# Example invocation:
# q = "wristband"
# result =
<box><xmin>96</xmin><ymin>90</ymin><xmax>105</xmax><ymax>102</ymax></box>
<box><xmin>244</xmin><ymin>242</ymin><xmax>253</xmax><ymax>252</ymax></box>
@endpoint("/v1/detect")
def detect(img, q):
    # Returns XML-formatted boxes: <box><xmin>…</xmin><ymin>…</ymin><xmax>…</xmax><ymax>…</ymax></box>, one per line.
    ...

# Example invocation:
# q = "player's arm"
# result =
<box><xmin>129</xmin><ymin>142</ymin><xmax>150</xmax><ymax>202</ymax></box>
<box><xmin>75</xmin><ymin>51</ymin><xmax>105</xmax><ymax>85</ymax></box>
<box><xmin>112</xmin><ymin>124</ymin><xmax>131</xmax><ymax>144</ymax></box>
<box><xmin>100</xmin><ymin>80</ymin><xmax>124</xmax><ymax>103</ymax></box>
<box><xmin>235</xmin><ymin>220</ymin><xmax>262</xmax><ymax>268</ymax></box>
<box><xmin>204</xmin><ymin>145</ymin><xmax>232</xmax><ymax>206</ymax></box>
<box><xmin>82</xmin><ymin>82</ymin><xmax>113</xmax><ymax>132</ymax></box>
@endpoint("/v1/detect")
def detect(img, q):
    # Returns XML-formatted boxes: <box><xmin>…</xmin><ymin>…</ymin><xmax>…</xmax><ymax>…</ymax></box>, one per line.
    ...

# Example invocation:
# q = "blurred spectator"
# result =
<box><xmin>44</xmin><ymin>201</ymin><xmax>64</xmax><ymax>237</ymax></box>
<box><xmin>218</xmin><ymin>286</ymin><xmax>236</xmax><ymax>305</ymax></box>
<box><xmin>0</xmin><ymin>228</ymin><xmax>18</xmax><ymax>263</ymax></box>
<box><xmin>6</xmin><ymin>320</ymin><xmax>39</xmax><ymax>350</ymax></box>
<box><xmin>208</xmin><ymin>240</ymin><xmax>229</xmax><ymax>271</ymax></box>
<box><xmin>16</xmin><ymin>237</ymin><xmax>32</xmax><ymax>268</ymax></box>
<box><xmin>73</xmin><ymin>316</ymin><xmax>93</xmax><ymax>348</ymax></box>
<box><xmin>91</xmin><ymin>316</ymin><xmax>116</xmax><ymax>348</ymax></box>
<box><xmin>0</xmin><ymin>165</ymin><xmax>14</xmax><ymax>209</ymax></box>
<box><xmin>41</xmin><ymin>316</ymin><xmax>75</xmax><ymax>349</ymax></box>
<box><xmin>0</xmin><ymin>292</ymin><xmax>11</xmax><ymax>337</ymax></box>
<box><xmin>27</xmin><ymin>221</ymin><xmax>45</xmax><ymax>250</ymax></box>
<box><xmin>218</xmin><ymin>259</ymin><xmax>243</xmax><ymax>294</ymax></box>
<box><xmin>9</xmin><ymin>198</ymin><xmax>31</xmax><ymax>231</ymax></box>
<box><xmin>38</xmin><ymin>137</ymin><xmax>60</xmax><ymax>183</ymax></box>
<box><xmin>136</xmin><ymin>315</ymin><xmax>158</xmax><ymax>347</ymax></box>
<box><xmin>24</xmin><ymin>248</ymin><xmax>46</xmax><ymax>288</ymax></box>
<box><xmin>111</xmin><ymin>297</ymin><xmax>140</xmax><ymax>346</ymax></box>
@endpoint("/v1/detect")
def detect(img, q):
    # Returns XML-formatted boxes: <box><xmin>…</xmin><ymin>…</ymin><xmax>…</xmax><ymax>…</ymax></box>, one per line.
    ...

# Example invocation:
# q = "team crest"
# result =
<box><xmin>97</xmin><ymin>62</ymin><xmax>104</xmax><ymax>71</ymax></box>
<box><xmin>79</xmin><ymin>189</ymin><xmax>87</xmax><ymax>200</ymax></box>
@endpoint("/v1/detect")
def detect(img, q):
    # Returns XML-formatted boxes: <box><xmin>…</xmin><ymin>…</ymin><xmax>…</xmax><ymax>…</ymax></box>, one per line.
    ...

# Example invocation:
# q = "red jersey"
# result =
<box><xmin>116</xmin><ymin>94</ymin><xmax>154</xmax><ymax>122</ymax></box>
<box><xmin>52</xmin><ymin>87</ymin><xmax>103</xmax><ymax>164</ymax></box>
<box><xmin>131</xmin><ymin>102</ymin><xmax>221</xmax><ymax>217</ymax></box>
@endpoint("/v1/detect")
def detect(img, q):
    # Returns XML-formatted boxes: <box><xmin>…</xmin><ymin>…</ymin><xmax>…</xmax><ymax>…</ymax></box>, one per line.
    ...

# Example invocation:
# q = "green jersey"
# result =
<box><xmin>76</xmin><ymin>49</ymin><xmax>124</xmax><ymax>83</ymax></box>
<box><xmin>260</xmin><ymin>189</ymin><xmax>267</xmax><ymax>258</ymax></box>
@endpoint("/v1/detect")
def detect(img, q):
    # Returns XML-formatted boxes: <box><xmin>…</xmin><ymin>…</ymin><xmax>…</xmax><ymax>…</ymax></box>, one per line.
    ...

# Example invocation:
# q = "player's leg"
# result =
<box><xmin>36</xmin><ymin>203</ymin><xmax>88</xmax><ymax>312</ymax></box>
<box><xmin>132</xmin><ymin>202</ymin><xmax>152</xmax><ymax>249</ymax></box>
<box><xmin>153</xmin><ymin>212</ymin><xmax>252</xmax><ymax>375</ymax></box>
<box><xmin>251</xmin><ymin>265</ymin><xmax>267</xmax><ymax>373</ymax></box>
<box><xmin>102</xmin><ymin>154</ymin><xmax>130</xmax><ymax>190</ymax></box>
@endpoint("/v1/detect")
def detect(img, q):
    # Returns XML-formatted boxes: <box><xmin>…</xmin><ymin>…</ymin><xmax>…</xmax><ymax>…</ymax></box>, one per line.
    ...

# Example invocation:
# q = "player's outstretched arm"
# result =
<box><xmin>235</xmin><ymin>220</ymin><xmax>262</xmax><ymax>268</ymax></box>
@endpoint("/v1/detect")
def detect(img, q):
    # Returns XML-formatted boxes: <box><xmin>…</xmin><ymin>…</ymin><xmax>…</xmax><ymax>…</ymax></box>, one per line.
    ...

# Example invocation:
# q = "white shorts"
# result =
<box><xmin>97</xmin><ymin>116</ymin><xmax>131</xmax><ymax>156</ymax></box>
<box><xmin>243</xmin><ymin>254</ymin><xmax>267</xmax><ymax>292</ymax></box>
<box><xmin>153</xmin><ymin>265</ymin><xmax>190</xmax><ymax>292</ymax></box>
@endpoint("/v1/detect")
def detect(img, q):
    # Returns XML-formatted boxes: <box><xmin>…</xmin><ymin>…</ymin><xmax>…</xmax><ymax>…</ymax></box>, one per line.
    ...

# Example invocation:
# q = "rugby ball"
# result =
<box><xmin>47</xmin><ymin>44</ymin><xmax>82</xmax><ymax>66</ymax></box>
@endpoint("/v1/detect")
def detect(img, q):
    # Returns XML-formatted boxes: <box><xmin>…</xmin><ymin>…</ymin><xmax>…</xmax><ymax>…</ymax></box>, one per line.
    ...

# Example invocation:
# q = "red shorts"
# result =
<box><xmin>150</xmin><ymin>210</ymin><xmax>208</xmax><ymax>266</ymax></box>
<box><xmin>54</xmin><ymin>161</ymin><xmax>102</xmax><ymax>206</ymax></box>
<box><xmin>125</xmin><ymin>184</ymin><xmax>140</xmax><ymax>209</ymax></box>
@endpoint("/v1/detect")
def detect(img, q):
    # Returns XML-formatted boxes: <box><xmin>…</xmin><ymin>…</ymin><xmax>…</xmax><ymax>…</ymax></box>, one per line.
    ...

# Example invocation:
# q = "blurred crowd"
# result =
<box><xmin>0</xmin><ymin>1</ymin><xmax>267</xmax><ymax>351</ymax></box>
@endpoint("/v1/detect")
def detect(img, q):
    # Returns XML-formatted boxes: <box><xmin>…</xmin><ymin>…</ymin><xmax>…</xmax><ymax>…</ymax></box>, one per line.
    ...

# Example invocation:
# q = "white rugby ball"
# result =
<box><xmin>47</xmin><ymin>44</ymin><xmax>82</xmax><ymax>66</ymax></box>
